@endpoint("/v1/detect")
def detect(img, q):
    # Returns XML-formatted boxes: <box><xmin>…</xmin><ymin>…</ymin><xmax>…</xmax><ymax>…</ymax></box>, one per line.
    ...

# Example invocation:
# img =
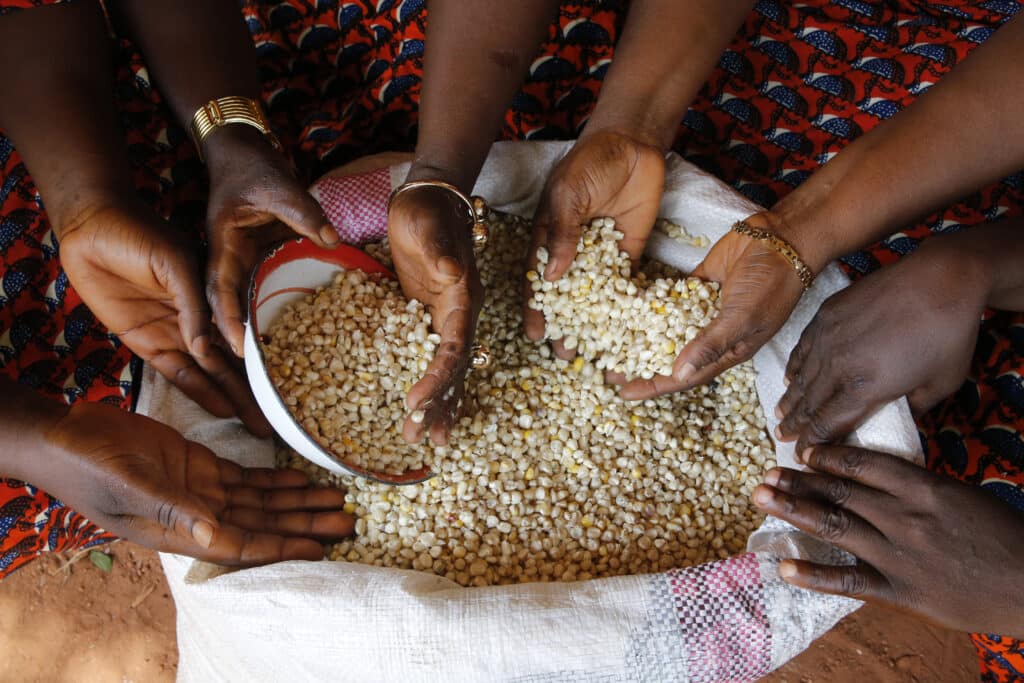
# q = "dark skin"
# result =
<box><xmin>0</xmin><ymin>2</ymin><xmax>352</xmax><ymax>563</ymax></box>
<box><xmin>1</xmin><ymin>379</ymin><xmax>353</xmax><ymax>565</ymax></box>
<box><xmin>753</xmin><ymin>445</ymin><xmax>1024</xmax><ymax>639</ymax></box>
<box><xmin>393</xmin><ymin>0</ymin><xmax>755</xmax><ymax>439</ymax></box>
<box><xmin>621</xmin><ymin>13</ymin><xmax>1024</xmax><ymax>401</ymax></box>
<box><xmin>775</xmin><ymin>220</ymin><xmax>1024</xmax><ymax>447</ymax></box>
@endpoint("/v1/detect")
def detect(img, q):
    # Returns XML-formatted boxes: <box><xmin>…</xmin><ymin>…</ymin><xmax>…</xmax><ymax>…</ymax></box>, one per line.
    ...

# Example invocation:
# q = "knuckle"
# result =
<box><xmin>826</xmin><ymin>477</ymin><xmax>853</xmax><ymax>506</ymax></box>
<box><xmin>816</xmin><ymin>506</ymin><xmax>851</xmax><ymax>541</ymax></box>
<box><xmin>840</xmin><ymin>568</ymin><xmax>870</xmax><ymax>596</ymax></box>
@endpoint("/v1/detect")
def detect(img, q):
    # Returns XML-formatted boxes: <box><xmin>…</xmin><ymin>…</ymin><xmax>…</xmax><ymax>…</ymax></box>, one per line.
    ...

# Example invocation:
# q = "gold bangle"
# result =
<box><xmin>189</xmin><ymin>96</ymin><xmax>282</xmax><ymax>162</ymax></box>
<box><xmin>732</xmin><ymin>219</ymin><xmax>814</xmax><ymax>290</ymax></box>
<box><xmin>388</xmin><ymin>180</ymin><xmax>490</xmax><ymax>250</ymax></box>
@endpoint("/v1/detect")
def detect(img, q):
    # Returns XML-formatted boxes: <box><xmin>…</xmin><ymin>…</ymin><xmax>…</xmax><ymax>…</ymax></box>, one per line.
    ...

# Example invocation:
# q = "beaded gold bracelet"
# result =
<box><xmin>731</xmin><ymin>220</ymin><xmax>814</xmax><ymax>290</ymax></box>
<box><xmin>388</xmin><ymin>179</ymin><xmax>490</xmax><ymax>250</ymax></box>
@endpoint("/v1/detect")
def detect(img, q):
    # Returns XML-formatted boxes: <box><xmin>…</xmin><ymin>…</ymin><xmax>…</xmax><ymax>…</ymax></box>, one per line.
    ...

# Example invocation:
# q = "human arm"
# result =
<box><xmin>106</xmin><ymin>0</ymin><xmax>339</xmax><ymax>357</ymax></box>
<box><xmin>775</xmin><ymin>218</ymin><xmax>1024</xmax><ymax>446</ymax></box>
<box><xmin>0</xmin><ymin>2</ymin><xmax>268</xmax><ymax>432</ymax></box>
<box><xmin>754</xmin><ymin>445</ymin><xmax>1024</xmax><ymax>638</ymax></box>
<box><xmin>523</xmin><ymin>1</ymin><xmax>755</xmax><ymax>349</ymax></box>
<box><xmin>622</xmin><ymin>13</ymin><xmax>1024</xmax><ymax>399</ymax></box>
<box><xmin>388</xmin><ymin>1</ymin><xmax>559</xmax><ymax>444</ymax></box>
<box><xmin>0</xmin><ymin>378</ymin><xmax>353</xmax><ymax>565</ymax></box>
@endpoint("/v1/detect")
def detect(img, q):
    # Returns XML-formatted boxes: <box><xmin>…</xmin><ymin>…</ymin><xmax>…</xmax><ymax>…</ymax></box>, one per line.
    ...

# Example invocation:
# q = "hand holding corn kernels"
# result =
<box><xmin>387</xmin><ymin>184</ymin><xmax>484</xmax><ymax>445</ymax></box>
<box><xmin>523</xmin><ymin>129</ymin><xmax>665</xmax><ymax>351</ymax></box>
<box><xmin>619</xmin><ymin>211</ymin><xmax>808</xmax><ymax>401</ymax></box>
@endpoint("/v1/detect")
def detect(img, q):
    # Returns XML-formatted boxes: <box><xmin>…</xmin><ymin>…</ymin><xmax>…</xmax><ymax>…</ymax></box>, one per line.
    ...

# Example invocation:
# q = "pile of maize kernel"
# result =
<box><xmin>528</xmin><ymin>218</ymin><xmax>717</xmax><ymax>381</ymax></box>
<box><xmin>271</xmin><ymin>214</ymin><xmax>774</xmax><ymax>587</ymax></box>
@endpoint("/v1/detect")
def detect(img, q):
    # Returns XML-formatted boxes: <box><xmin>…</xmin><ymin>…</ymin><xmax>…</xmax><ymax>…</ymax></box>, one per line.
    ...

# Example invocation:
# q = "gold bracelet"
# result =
<box><xmin>388</xmin><ymin>180</ymin><xmax>490</xmax><ymax>250</ymax></box>
<box><xmin>732</xmin><ymin>219</ymin><xmax>814</xmax><ymax>290</ymax></box>
<box><xmin>189</xmin><ymin>96</ymin><xmax>282</xmax><ymax>162</ymax></box>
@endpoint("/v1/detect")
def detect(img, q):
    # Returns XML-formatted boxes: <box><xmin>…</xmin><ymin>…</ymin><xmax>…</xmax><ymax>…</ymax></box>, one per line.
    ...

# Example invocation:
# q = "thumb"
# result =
<box><xmin>672</xmin><ymin>314</ymin><xmax>753</xmax><ymax>389</ymax></box>
<box><xmin>538</xmin><ymin>184</ymin><xmax>586</xmax><ymax>282</ymax></box>
<box><xmin>257</xmin><ymin>186</ymin><xmax>339</xmax><ymax>248</ymax></box>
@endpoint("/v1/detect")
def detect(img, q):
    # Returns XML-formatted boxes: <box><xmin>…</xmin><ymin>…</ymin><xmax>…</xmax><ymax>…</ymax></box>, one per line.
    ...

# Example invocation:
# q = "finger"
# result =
<box><xmin>670</xmin><ymin>315</ymin><xmax>756</xmax><ymax>391</ymax></box>
<box><xmin>162</xmin><ymin>252</ymin><xmax>213</xmax><ymax>358</ymax></box>
<box><xmin>221</xmin><ymin>507</ymin><xmax>354</xmax><ymax>540</ymax></box>
<box><xmin>523</xmin><ymin>210</ymin><xmax>550</xmax><ymax>342</ymax></box>
<box><xmin>256</xmin><ymin>186</ymin><xmax>338</xmax><ymax>248</ymax></box>
<box><xmin>618</xmin><ymin>372</ymin><xmax>688</xmax><ymax>401</ymax></box>
<box><xmin>538</xmin><ymin>189</ymin><xmax>584</xmax><ymax>282</ymax></box>
<box><xmin>605</xmin><ymin>369</ymin><xmax>627</xmax><ymax>386</ymax></box>
<box><xmin>791</xmin><ymin>392</ymin><xmax>883</xmax><ymax>451</ymax></box>
<box><xmin>191</xmin><ymin>342</ymin><xmax>273</xmax><ymax>437</ymax></box>
<box><xmin>752</xmin><ymin>484</ymin><xmax>886</xmax><ymax>560</ymax></box>
<box><xmin>149</xmin><ymin>350</ymin><xmax>234</xmax><ymax>419</ymax></box>
<box><xmin>550</xmin><ymin>338</ymin><xmax>575</xmax><ymax>361</ymax></box>
<box><xmin>190</xmin><ymin>526</ymin><xmax>326</xmax><ymax>565</ymax></box>
<box><xmin>217</xmin><ymin>460</ymin><xmax>311</xmax><ymax>489</ymax></box>
<box><xmin>405</xmin><ymin>285</ymin><xmax>474</xmax><ymax>414</ymax></box>
<box><xmin>778</xmin><ymin>559</ymin><xmax>892</xmax><ymax>603</ymax></box>
<box><xmin>225</xmin><ymin>486</ymin><xmax>348</xmax><ymax>512</ymax></box>
<box><xmin>763</xmin><ymin>467</ymin><xmax>894</xmax><ymax>522</ymax></box>
<box><xmin>800</xmin><ymin>445</ymin><xmax>925</xmax><ymax>495</ymax></box>
<box><xmin>206</xmin><ymin>255</ymin><xmax>248</xmax><ymax>358</ymax></box>
<box><xmin>776</xmin><ymin>375</ymin><xmax>836</xmax><ymax>442</ymax></box>
<box><xmin>784</xmin><ymin>320</ymin><xmax>819</xmax><ymax>386</ymax></box>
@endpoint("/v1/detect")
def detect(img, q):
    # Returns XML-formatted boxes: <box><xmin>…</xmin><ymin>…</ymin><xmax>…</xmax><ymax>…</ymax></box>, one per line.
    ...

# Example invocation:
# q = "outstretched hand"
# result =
<box><xmin>58</xmin><ymin>201</ymin><xmax>271</xmax><ymax>435</ymax></box>
<box><xmin>44</xmin><ymin>401</ymin><xmax>353</xmax><ymax>565</ymax></box>
<box><xmin>620</xmin><ymin>212</ymin><xmax>806</xmax><ymax>400</ymax></box>
<box><xmin>754</xmin><ymin>445</ymin><xmax>1024</xmax><ymax>638</ymax></box>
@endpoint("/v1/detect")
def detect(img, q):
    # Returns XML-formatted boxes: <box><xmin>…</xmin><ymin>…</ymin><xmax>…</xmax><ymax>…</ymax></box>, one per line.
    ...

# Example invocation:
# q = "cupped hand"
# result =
<box><xmin>388</xmin><ymin>184</ymin><xmax>483</xmax><ymax>445</ymax></box>
<box><xmin>753</xmin><ymin>445</ymin><xmax>1024</xmax><ymax>637</ymax></box>
<box><xmin>619</xmin><ymin>212</ymin><xmax>806</xmax><ymax>400</ymax></box>
<box><xmin>204</xmin><ymin>126</ymin><xmax>339</xmax><ymax>357</ymax></box>
<box><xmin>45</xmin><ymin>401</ymin><xmax>353</xmax><ymax>565</ymax></box>
<box><xmin>58</xmin><ymin>201</ymin><xmax>271</xmax><ymax>435</ymax></box>
<box><xmin>523</xmin><ymin>129</ymin><xmax>665</xmax><ymax>354</ymax></box>
<box><xmin>775</xmin><ymin>239</ymin><xmax>986</xmax><ymax>447</ymax></box>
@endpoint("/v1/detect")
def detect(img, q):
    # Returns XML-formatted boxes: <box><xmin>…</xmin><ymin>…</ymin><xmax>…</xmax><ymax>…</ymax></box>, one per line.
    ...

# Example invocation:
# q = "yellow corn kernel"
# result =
<box><xmin>526</xmin><ymin>270</ymin><xmax>539</xmax><ymax>281</ymax></box>
<box><xmin>572</xmin><ymin>357</ymin><xmax>586</xmax><ymax>373</ymax></box>
<box><xmin>631</xmin><ymin>468</ymin><xmax>643</xmax><ymax>479</ymax></box>
<box><xmin>343</xmin><ymin>503</ymin><xmax>356</xmax><ymax>514</ymax></box>
<box><xmin>524</xmin><ymin>467</ymin><xmax>536</xmax><ymax>481</ymax></box>
<box><xmin>580</xmin><ymin>515</ymin><xmax>593</xmax><ymax>528</ymax></box>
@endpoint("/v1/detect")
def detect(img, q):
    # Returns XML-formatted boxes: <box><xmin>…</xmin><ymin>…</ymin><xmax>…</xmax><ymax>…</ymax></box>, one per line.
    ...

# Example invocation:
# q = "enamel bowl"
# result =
<box><xmin>243</xmin><ymin>238</ymin><xmax>433</xmax><ymax>484</ymax></box>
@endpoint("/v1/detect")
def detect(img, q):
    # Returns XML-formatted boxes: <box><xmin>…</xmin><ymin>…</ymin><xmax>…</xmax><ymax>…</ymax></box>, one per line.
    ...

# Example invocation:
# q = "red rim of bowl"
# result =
<box><xmin>248</xmin><ymin>238</ymin><xmax>434</xmax><ymax>485</ymax></box>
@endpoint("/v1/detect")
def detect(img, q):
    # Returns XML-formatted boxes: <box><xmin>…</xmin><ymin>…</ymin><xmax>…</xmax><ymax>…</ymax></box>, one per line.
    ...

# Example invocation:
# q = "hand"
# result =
<box><xmin>753</xmin><ymin>445</ymin><xmax>1024</xmax><ymax>637</ymax></box>
<box><xmin>775</xmin><ymin>239</ymin><xmax>987</xmax><ymax>447</ymax></box>
<box><xmin>619</xmin><ymin>211</ymin><xmax>806</xmax><ymax>400</ymax></box>
<box><xmin>387</xmin><ymin>184</ymin><xmax>483</xmax><ymax>445</ymax></box>
<box><xmin>204</xmin><ymin>126</ymin><xmax>339</xmax><ymax>356</ymax></box>
<box><xmin>523</xmin><ymin>129</ymin><xmax>665</xmax><ymax>355</ymax></box>
<box><xmin>58</xmin><ymin>201</ymin><xmax>271</xmax><ymax>435</ymax></box>
<box><xmin>43</xmin><ymin>401</ymin><xmax>353</xmax><ymax>565</ymax></box>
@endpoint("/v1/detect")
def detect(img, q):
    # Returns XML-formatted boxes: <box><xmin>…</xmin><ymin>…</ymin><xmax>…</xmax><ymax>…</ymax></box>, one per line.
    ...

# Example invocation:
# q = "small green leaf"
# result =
<box><xmin>89</xmin><ymin>550</ymin><xmax>113</xmax><ymax>572</ymax></box>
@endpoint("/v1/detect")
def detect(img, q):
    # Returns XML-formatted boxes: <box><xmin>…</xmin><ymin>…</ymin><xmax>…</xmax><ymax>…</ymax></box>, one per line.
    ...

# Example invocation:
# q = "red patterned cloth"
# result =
<box><xmin>1</xmin><ymin>0</ymin><xmax>1022</xmax><ymax>678</ymax></box>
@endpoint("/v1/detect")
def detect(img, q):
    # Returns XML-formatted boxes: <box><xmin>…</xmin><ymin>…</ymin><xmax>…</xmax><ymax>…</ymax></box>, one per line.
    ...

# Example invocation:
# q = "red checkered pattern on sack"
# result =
<box><xmin>310</xmin><ymin>167</ymin><xmax>391</xmax><ymax>245</ymax></box>
<box><xmin>665</xmin><ymin>552</ymin><xmax>770</xmax><ymax>682</ymax></box>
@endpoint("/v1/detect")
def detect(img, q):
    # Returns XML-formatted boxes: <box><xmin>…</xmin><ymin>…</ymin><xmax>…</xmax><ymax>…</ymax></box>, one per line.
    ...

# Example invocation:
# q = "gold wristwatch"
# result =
<box><xmin>189</xmin><ymin>96</ymin><xmax>282</xmax><ymax>161</ymax></box>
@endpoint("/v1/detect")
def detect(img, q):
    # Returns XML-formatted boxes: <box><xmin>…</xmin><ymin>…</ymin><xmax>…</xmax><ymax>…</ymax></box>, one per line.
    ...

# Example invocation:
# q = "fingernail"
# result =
<box><xmin>763</xmin><ymin>468</ymin><xmax>780</xmax><ymax>487</ymax></box>
<box><xmin>774</xmin><ymin>404</ymin><xmax>784</xmax><ymax>420</ymax></box>
<box><xmin>543</xmin><ymin>257</ymin><xmax>560</xmax><ymax>281</ymax></box>
<box><xmin>191</xmin><ymin>519</ymin><xmax>215</xmax><ymax>548</ymax></box>
<box><xmin>783</xmin><ymin>375</ymin><xmax>790</xmax><ymax>387</ymax></box>
<box><xmin>773</xmin><ymin>425</ymin><xmax>784</xmax><ymax>440</ymax></box>
<box><xmin>674</xmin><ymin>362</ymin><xmax>696</xmax><ymax>385</ymax></box>
<box><xmin>319</xmin><ymin>225</ymin><xmax>340</xmax><ymax>246</ymax></box>
<box><xmin>192</xmin><ymin>334</ymin><xmax>210</xmax><ymax>358</ymax></box>
<box><xmin>800</xmin><ymin>446</ymin><xmax>814</xmax><ymax>464</ymax></box>
<box><xmin>778</xmin><ymin>561</ymin><xmax>797</xmax><ymax>579</ymax></box>
<box><xmin>752</xmin><ymin>487</ymin><xmax>772</xmax><ymax>507</ymax></box>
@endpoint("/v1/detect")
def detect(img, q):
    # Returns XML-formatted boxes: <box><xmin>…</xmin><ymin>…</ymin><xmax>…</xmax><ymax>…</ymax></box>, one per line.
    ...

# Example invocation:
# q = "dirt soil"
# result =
<box><xmin>0</xmin><ymin>542</ymin><xmax>978</xmax><ymax>682</ymax></box>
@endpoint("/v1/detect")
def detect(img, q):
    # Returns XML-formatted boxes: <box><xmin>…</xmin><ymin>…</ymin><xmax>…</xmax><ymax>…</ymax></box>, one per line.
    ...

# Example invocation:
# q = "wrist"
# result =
<box><xmin>0</xmin><ymin>380</ymin><xmax>70</xmax><ymax>485</ymax></box>
<box><xmin>405</xmin><ymin>157</ymin><xmax>477</xmax><ymax>195</ymax></box>
<box><xmin>202</xmin><ymin>124</ymin><xmax>284</xmax><ymax>175</ymax></box>
<box><xmin>582</xmin><ymin>104</ymin><xmax>674</xmax><ymax>152</ymax></box>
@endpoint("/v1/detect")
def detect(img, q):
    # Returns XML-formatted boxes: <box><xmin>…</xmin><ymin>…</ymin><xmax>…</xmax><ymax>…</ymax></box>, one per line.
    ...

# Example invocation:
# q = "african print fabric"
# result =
<box><xmin>0</xmin><ymin>0</ymin><xmax>1022</xmax><ymax>678</ymax></box>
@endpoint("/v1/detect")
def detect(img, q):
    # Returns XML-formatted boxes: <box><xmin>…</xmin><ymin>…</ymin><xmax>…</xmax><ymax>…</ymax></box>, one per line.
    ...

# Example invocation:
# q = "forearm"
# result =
<box><xmin>0</xmin><ymin>378</ymin><xmax>68</xmax><ymax>485</ymax></box>
<box><xmin>929</xmin><ymin>219</ymin><xmax>1024</xmax><ymax>311</ymax></box>
<box><xmin>585</xmin><ymin>0</ymin><xmax>754</xmax><ymax>150</ymax></box>
<box><xmin>772</xmin><ymin>15</ymin><xmax>1024</xmax><ymax>273</ymax></box>
<box><xmin>0</xmin><ymin>2</ymin><xmax>135</xmax><ymax>231</ymax></box>
<box><xmin>408</xmin><ymin>0</ymin><xmax>559</xmax><ymax>191</ymax></box>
